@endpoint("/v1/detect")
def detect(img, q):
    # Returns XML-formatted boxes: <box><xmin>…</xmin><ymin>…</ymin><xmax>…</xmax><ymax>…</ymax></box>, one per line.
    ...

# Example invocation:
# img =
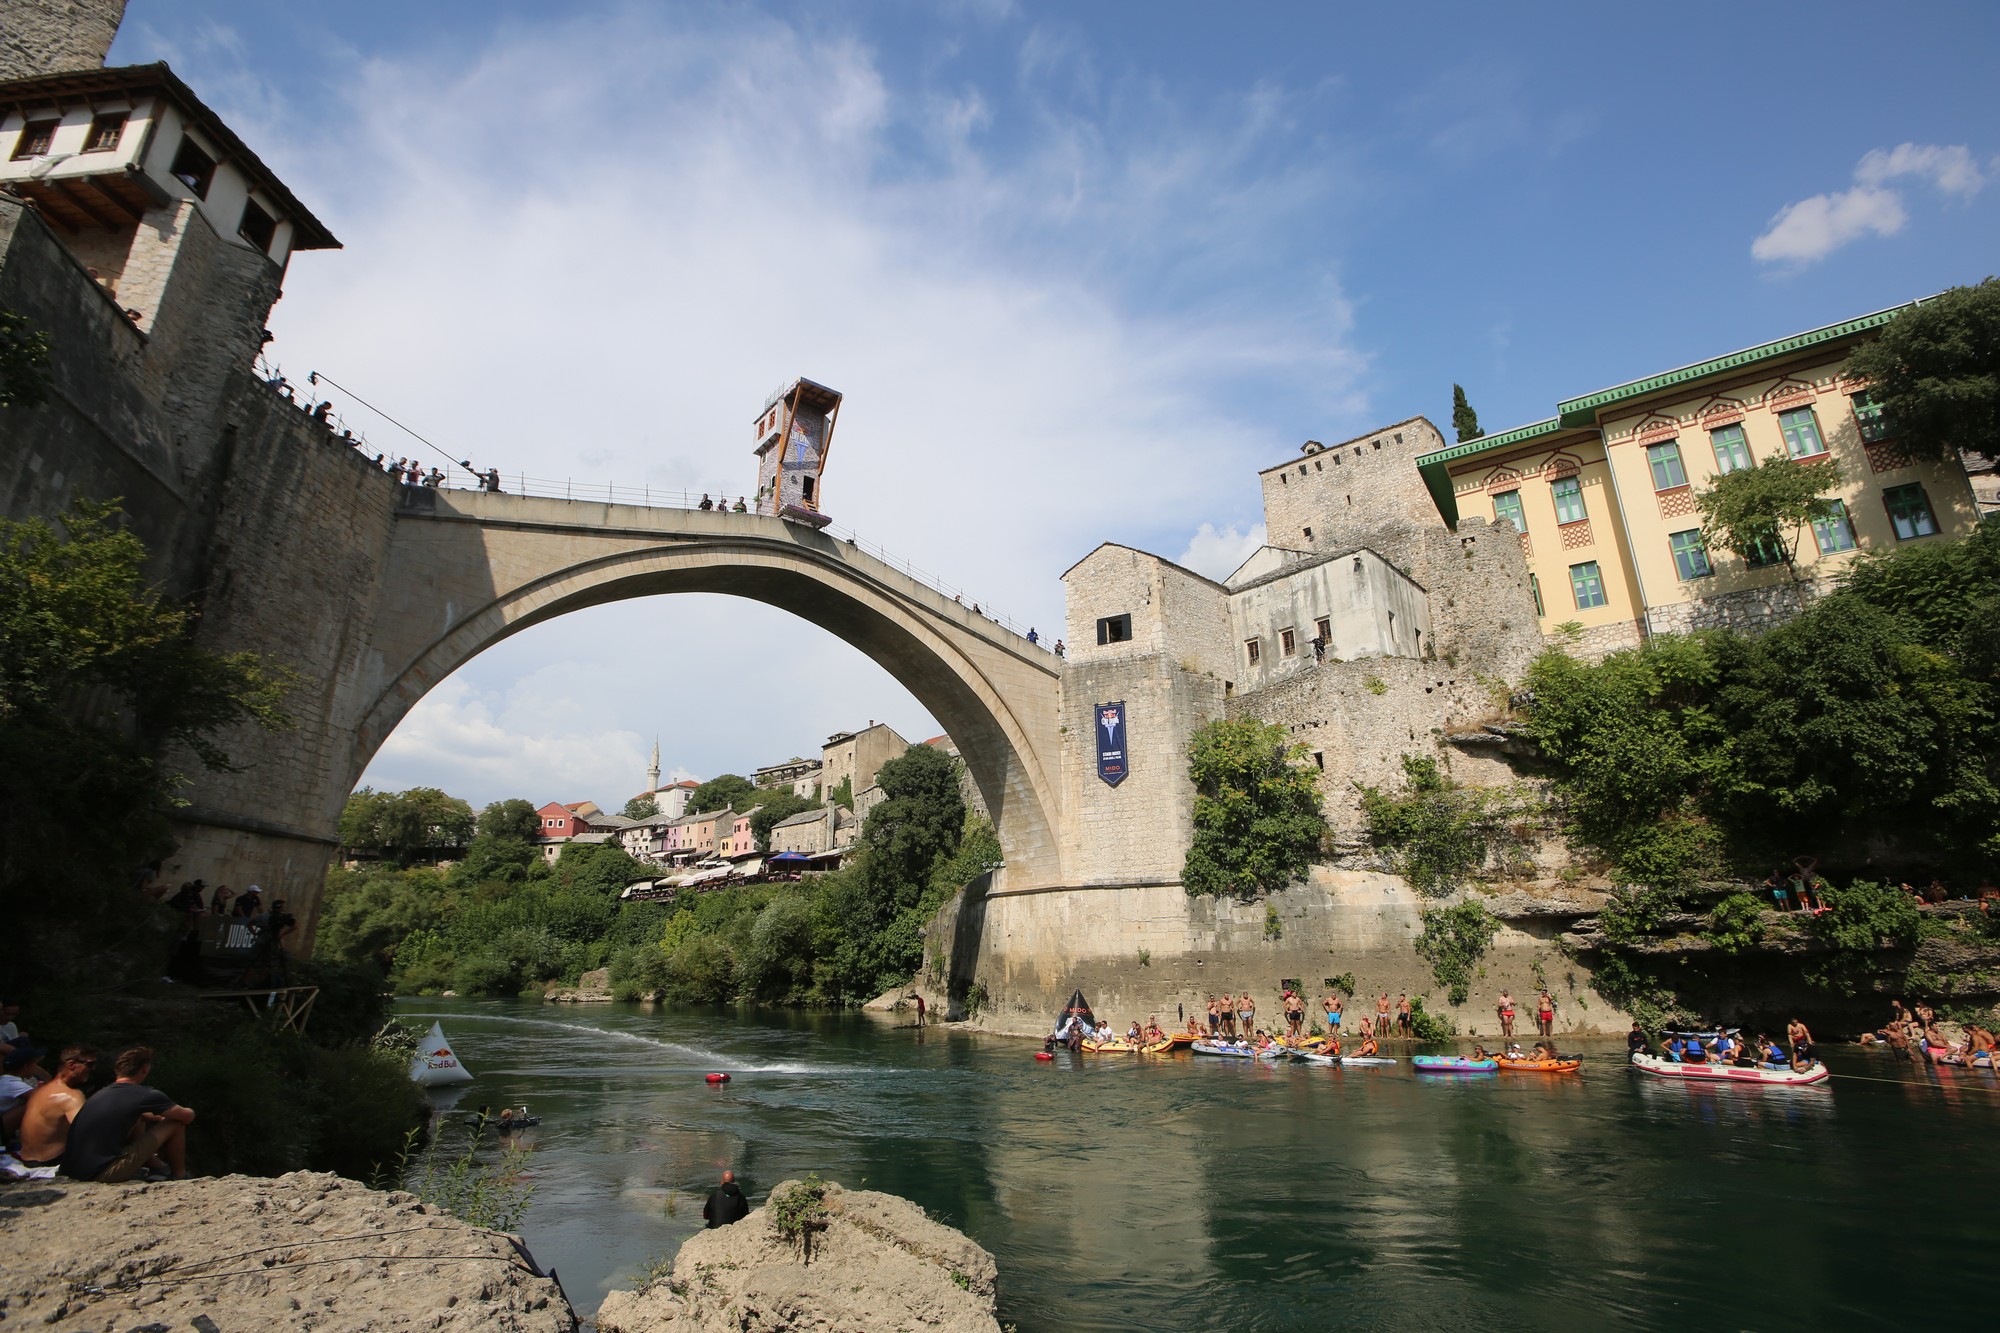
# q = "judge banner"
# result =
<box><xmin>1095</xmin><ymin>701</ymin><xmax>1128</xmax><ymax>786</ymax></box>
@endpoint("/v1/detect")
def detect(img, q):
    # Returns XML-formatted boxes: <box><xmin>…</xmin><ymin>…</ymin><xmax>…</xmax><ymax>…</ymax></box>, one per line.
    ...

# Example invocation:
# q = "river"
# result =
<box><xmin>400</xmin><ymin>998</ymin><xmax>2000</xmax><ymax>1331</ymax></box>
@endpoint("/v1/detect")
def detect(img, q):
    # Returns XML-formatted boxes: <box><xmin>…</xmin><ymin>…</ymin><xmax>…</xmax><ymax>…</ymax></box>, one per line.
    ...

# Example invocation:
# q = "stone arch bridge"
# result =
<box><xmin>173</xmin><ymin>484</ymin><xmax>1065</xmax><ymax>928</ymax></box>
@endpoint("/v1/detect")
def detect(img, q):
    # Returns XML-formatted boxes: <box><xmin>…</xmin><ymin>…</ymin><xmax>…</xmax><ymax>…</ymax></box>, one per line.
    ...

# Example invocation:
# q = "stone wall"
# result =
<box><xmin>942</xmin><ymin>869</ymin><xmax>1633</xmax><ymax>1037</ymax></box>
<box><xmin>0</xmin><ymin>0</ymin><xmax>125</xmax><ymax>82</ymax></box>
<box><xmin>1258</xmin><ymin>417</ymin><xmax>1447</xmax><ymax>556</ymax></box>
<box><xmin>1056</xmin><ymin>654</ymin><xmax>1224</xmax><ymax>885</ymax></box>
<box><xmin>1645</xmin><ymin>573</ymin><xmax>1829</xmax><ymax>636</ymax></box>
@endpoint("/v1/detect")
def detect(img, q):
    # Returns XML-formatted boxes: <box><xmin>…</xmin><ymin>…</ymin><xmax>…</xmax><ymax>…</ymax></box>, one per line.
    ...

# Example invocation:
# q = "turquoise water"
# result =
<box><xmin>402</xmin><ymin>999</ymin><xmax>2000</xmax><ymax>1330</ymax></box>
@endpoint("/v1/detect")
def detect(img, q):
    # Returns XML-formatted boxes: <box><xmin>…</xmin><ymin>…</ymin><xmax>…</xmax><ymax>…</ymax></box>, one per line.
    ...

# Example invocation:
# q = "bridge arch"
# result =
<box><xmin>354</xmin><ymin>492</ymin><xmax>1065</xmax><ymax>888</ymax></box>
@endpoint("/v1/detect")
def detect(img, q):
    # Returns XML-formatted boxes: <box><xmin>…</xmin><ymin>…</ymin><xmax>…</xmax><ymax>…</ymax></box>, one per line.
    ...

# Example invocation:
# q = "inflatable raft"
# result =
<box><xmin>1191</xmin><ymin>1039</ymin><xmax>1257</xmax><ymax>1057</ymax></box>
<box><xmin>1630</xmin><ymin>1052</ymin><xmax>1829</xmax><ymax>1085</ymax></box>
<box><xmin>1497</xmin><ymin>1057</ymin><xmax>1582</xmax><ymax>1073</ymax></box>
<box><xmin>1413</xmin><ymin>1055</ymin><xmax>1498</xmax><ymax>1073</ymax></box>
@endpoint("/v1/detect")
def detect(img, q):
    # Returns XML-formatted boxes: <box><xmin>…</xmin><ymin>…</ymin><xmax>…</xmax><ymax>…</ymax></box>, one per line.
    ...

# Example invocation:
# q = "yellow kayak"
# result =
<box><xmin>1083</xmin><ymin>1036</ymin><xmax>1181</xmax><ymax>1054</ymax></box>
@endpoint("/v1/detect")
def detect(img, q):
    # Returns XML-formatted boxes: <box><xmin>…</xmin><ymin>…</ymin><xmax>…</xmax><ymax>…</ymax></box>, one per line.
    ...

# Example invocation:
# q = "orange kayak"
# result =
<box><xmin>1497</xmin><ymin>1058</ymin><xmax>1581</xmax><ymax>1073</ymax></box>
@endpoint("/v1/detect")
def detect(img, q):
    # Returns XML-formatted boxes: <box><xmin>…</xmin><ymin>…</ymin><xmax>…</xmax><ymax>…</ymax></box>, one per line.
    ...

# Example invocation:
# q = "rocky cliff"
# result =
<box><xmin>596</xmin><ymin>1177</ymin><xmax>1000</xmax><ymax>1333</ymax></box>
<box><xmin>0</xmin><ymin>1172</ymin><xmax>575</xmax><ymax>1330</ymax></box>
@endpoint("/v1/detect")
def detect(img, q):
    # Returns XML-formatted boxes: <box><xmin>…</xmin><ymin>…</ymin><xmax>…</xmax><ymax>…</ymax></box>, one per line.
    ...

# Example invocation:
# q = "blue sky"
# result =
<box><xmin>110</xmin><ymin>1</ymin><xmax>2000</xmax><ymax>809</ymax></box>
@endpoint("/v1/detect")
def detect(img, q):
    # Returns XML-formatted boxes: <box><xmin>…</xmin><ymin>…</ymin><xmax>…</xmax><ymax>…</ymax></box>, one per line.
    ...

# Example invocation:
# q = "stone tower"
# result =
<box><xmin>647</xmin><ymin>737</ymin><xmax>661</xmax><ymax>794</ymax></box>
<box><xmin>0</xmin><ymin>0</ymin><xmax>127</xmax><ymax>82</ymax></box>
<box><xmin>752</xmin><ymin>377</ymin><xmax>842</xmax><ymax>518</ymax></box>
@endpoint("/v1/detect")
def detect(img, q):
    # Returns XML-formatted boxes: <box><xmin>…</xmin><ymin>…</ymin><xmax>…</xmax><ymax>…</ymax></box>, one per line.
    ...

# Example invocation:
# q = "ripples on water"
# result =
<box><xmin>402</xmin><ymin>1001</ymin><xmax>2000</xmax><ymax>1331</ymax></box>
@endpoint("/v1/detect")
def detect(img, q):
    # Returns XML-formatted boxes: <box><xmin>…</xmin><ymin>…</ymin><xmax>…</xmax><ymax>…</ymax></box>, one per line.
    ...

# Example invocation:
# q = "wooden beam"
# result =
<box><xmin>48</xmin><ymin>177</ymin><xmax>120</xmax><ymax>230</ymax></box>
<box><xmin>85</xmin><ymin>173</ymin><xmax>145</xmax><ymax>222</ymax></box>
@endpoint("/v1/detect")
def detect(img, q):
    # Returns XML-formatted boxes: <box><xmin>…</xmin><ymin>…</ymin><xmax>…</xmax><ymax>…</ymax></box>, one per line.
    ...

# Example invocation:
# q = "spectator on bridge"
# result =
<box><xmin>424</xmin><ymin>467</ymin><xmax>444</xmax><ymax>487</ymax></box>
<box><xmin>732</xmin><ymin>496</ymin><xmax>748</xmax><ymax>512</ymax></box>
<box><xmin>60</xmin><ymin>1046</ymin><xmax>195</xmax><ymax>1183</ymax></box>
<box><xmin>1054</xmin><ymin>639</ymin><xmax>1065</xmax><ymax>658</ymax></box>
<box><xmin>392</xmin><ymin>457</ymin><xmax>409</xmax><ymax>482</ymax></box>
<box><xmin>699</xmin><ymin>493</ymin><xmax>714</xmax><ymax>510</ymax></box>
<box><xmin>206</xmin><ymin>884</ymin><xmax>233</xmax><ymax>916</ymax></box>
<box><xmin>1027</xmin><ymin>627</ymin><xmax>1039</xmax><ymax>645</ymax></box>
<box><xmin>483</xmin><ymin>468</ymin><xmax>503</xmax><ymax>492</ymax></box>
<box><xmin>312</xmin><ymin>401</ymin><xmax>333</xmax><ymax>423</ymax></box>
<box><xmin>231</xmin><ymin>886</ymin><xmax>263</xmax><ymax>920</ymax></box>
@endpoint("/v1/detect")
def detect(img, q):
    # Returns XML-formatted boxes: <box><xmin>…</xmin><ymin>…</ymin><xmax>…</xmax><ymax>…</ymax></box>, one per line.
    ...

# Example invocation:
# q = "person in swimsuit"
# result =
<box><xmin>1786</xmin><ymin>1017</ymin><xmax>1815</xmax><ymax>1069</ymax></box>
<box><xmin>1376</xmin><ymin>993</ymin><xmax>1392</xmax><ymax>1034</ymax></box>
<box><xmin>1238</xmin><ymin>993</ymin><xmax>1255</xmax><ymax>1038</ymax></box>
<box><xmin>1206</xmin><ymin>996</ymin><xmax>1220</xmax><ymax>1037</ymax></box>
<box><xmin>1396</xmin><ymin>994</ymin><xmax>1412</xmax><ymax>1037</ymax></box>
<box><xmin>1327</xmin><ymin>992</ymin><xmax>1343</xmax><ymax>1034</ymax></box>
<box><xmin>1470</xmin><ymin>1045</ymin><xmax>1489</xmax><ymax>1061</ymax></box>
<box><xmin>1358</xmin><ymin>1034</ymin><xmax>1378</xmax><ymax>1057</ymax></box>
<box><xmin>1497</xmin><ymin>990</ymin><xmax>1516</xmax><ymax>1039</ymax></box>
<box><xmin>1537</xmin><ymin>990</ymin><xmax>1556</xmax><ymax>1038</ymax></box>
<box><xmin>1358</xmin><ymin>1015</ymin><xmax>1374</xmax><ymax>1044</ymax></box>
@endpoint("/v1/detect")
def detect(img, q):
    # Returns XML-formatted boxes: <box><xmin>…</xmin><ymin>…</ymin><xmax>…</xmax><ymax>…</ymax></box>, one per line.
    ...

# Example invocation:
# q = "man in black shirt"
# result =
<box><xmin>702</xmin><ymin>1169</ymin><xmax>749</xmax><ymax>1228</ymax></box>
<box><xmin>60</xmin><ymin>1046</ymin><xmax>195</xmax><ymax>1183</ymax></box>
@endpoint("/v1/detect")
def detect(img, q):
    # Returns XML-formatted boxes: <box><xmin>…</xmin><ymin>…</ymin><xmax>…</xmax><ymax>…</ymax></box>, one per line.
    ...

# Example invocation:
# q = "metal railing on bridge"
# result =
<box><xmin>272</xmin><ymin>365</ymin><xmax>1062</xmax><ymax>654</ymax></box>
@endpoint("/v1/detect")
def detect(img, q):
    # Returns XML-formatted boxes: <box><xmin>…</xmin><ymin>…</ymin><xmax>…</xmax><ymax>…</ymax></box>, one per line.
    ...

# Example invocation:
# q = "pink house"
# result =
<box><xmin>730</xmin><ymin>813</ymin><xmax>754</xmax><ymax>856</ymax></box>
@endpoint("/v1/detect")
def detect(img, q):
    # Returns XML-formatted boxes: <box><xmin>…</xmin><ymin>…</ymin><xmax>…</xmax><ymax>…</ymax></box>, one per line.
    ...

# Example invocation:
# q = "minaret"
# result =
<box><xmin>647</xmin><ymin>737</ymin><xmax>661</xmax><ymax>794</ymax></box>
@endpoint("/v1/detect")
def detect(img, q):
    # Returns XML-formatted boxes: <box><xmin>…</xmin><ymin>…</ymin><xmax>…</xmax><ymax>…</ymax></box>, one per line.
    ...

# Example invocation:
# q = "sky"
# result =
<box><xmin>109</xmin><ymin>1</ymin><xmax>2000</xmax><ymax>811</ymax></box>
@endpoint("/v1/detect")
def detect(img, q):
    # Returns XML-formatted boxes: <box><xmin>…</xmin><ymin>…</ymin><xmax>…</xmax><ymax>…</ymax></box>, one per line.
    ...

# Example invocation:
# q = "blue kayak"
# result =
<box><xmin>1413</xmin><ymin>1055</ymin><xmax>1498</xmax><ymax>1073</ymax></box>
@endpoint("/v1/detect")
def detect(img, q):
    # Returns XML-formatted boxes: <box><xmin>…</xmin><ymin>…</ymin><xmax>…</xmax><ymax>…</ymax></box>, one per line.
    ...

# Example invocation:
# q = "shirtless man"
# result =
<box><xmin>1325</xmin><ymin>991</ymin><xmax>1344</xmax><ymax>1038</ymax></box>
<box><xmin>1238</xmin><ymin>993</ymin><xmax>1255</xmax><ymax>1039</ymax></box>
<box><xmin>1786</xmin><ymin>1017</ymin><xmax>1815</xmax><ymax>1070</ymax></box>
<box><xmin>1396</xmin><ymin>994</ymin><xmax>1412</xmax><ymax>1037</ymax></box>
<box><xmin>1284</xmin><ymin>992</ymin><xmax>1304</xmax><ymax>1039</ymax></box>
<box><xmin>1376</xmin><ymin>992</ymin><xmax>1392</xmax><ymax>1036</ymax></box>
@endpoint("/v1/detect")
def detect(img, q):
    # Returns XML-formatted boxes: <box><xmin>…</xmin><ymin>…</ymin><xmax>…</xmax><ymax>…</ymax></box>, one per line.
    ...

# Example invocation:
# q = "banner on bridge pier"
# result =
<box><xmin>1095</xmin><ymin>701</ymin><xmax>1128</xmax><ymax>787</ymax></box>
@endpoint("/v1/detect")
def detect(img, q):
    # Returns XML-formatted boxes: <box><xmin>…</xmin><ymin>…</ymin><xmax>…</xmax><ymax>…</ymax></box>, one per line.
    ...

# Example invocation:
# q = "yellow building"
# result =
<box><xmin>1416</xmin><ymin>302</ymin><xmax>1983</xmax><ymax>654</ymax></box>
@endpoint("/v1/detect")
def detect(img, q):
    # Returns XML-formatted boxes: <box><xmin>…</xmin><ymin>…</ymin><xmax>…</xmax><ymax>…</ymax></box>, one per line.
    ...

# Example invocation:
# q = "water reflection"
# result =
<box><xmin>400</xmin><ymin>1001</ymin><xmax>2000</xmax><ymax>1331</ymax></box>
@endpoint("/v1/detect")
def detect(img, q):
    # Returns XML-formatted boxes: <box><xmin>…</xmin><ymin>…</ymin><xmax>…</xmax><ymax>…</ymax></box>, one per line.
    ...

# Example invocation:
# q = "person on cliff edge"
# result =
<box><xmin>704</xmin><ymin>1170</ymin><xmax>750</xmax><ymax>1228</ymax></box>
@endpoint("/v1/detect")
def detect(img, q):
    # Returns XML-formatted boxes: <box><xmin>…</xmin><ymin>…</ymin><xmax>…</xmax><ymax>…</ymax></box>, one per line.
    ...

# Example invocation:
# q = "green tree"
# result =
<box><xmin>0</xmin><ymin>500</ymin><xmax>294</xmax><ymax>911</ymax></box>
<box><xmin>1844</xmin><ymin>278</ymin><xmax>2000</xmax><ymax>465</ymax></box>
<box><xmin>622</xmin><ymin>793</ymin><xmax>660</xmax><ymax>819</ymax></box>
<box><xmin>1358</xmin><ymin>754</ymin><xmax>1525</xmax><ymax>897</ymax></box>
<box><xmin>478</xmin><ymin>798</ymin><xmax>542</xmax><ymax>842</ymax></box>
<box><xmin>0</xmin><ymin>305</ymin><xmax>51</xmax><ymax>408</ymax></box>
<box><xmin>1451</xmin><ymin>383</ymin><xmax>1483</xmax><ymax>443</ymax></box>
<box><xmin>828</xmin><ymin>776</ymin><xmax>854</xmax><ymax>811</ymax></box>
<box><xmin>690</xmin><ymin>773</ymin><xmax>754</xmax><ymax>813</ymax></box>
<box><xmin>749</xmin><ymin>791</ymin><xmax>815</xmax><ymax>849</ymax></box>
<box><xmin>339</xmin><ymin>786</ymin><xmax>475</xmax><ymax>863</ymax></box>
<box><xmin>1694</xmin><ymin>454</ymin><xmax>1843</xmax><ymax>606</ymax></box>
<box><xmin>1181</xmin><ymin>718</ymin><xmax>1328</xmax><ymax>899</ymax></box>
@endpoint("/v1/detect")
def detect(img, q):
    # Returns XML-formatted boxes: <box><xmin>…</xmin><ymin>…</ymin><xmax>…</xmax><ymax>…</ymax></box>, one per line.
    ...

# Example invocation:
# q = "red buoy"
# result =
<box><xmin>705</xmin><ymin>1072</ymin><xmax>730</xmax><ymax>1084</ymax></box>
<box><xmin>1035</xmin><ymin>1052</ymin><xmax>1054</xmax><ymax>1061</ymax></box>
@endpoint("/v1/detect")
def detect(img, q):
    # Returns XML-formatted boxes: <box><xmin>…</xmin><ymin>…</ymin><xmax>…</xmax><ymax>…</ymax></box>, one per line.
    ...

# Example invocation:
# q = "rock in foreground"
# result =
<box><xmin>0</xmin><ymin>1171</ymin><xmax>575</xmax><ymax>1331</ymax></box>
<box><xmin>596</xmin><ymin>1178</ymin><xmax>1000</xmax><ymax>1333</ymax></box>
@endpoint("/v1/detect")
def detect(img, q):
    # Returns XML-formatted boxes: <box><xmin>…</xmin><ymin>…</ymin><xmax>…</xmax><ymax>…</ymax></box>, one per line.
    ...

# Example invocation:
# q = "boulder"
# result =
<box><xmin>0</xmin><ymin>1171</ymin><xmax>575</xmax><ymax>1331</ymax></box>
<box><xmin>862</xmin><ymin>988</ymin><xmax>909</xmax><ymax>1012</ymax></box>
<box><xmin>595</xmin><ymin>1178</ymin><xmax>999</xmax><ymax>1333</ymax></box>
<box><xmin>547</xmin><ymin>967</ymin><xmax>615</xmax><ymax>1003</ymax></box>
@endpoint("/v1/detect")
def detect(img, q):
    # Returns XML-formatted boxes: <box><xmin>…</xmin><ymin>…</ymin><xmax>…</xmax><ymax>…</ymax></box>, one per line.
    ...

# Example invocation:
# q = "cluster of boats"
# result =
<box><xmin>1048</xmin><ymin>996</ymin><xmax>1837</xmax><ymax>1088</ymax></box>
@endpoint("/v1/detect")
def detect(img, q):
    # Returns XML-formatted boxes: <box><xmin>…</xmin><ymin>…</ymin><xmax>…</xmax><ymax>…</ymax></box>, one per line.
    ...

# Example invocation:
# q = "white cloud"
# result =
<box><xmin>1754</xmin><ymin>142</ymin><xmax>1983</xmax><ymax>266</ymax></box>
<box><xmin>1854</xmin><ymin>142</ymin><xmax>1985</xmax><ymax>197</ymax></box>
<box><xmin>1177</xmin><ymin>522</ymin><xmax>1267</xmax><ymax>581</ymax></box>
<box><xmin>134</xmin><ymin>8</ymin><xmax>1370</xmax><ymax>808</ymax></box>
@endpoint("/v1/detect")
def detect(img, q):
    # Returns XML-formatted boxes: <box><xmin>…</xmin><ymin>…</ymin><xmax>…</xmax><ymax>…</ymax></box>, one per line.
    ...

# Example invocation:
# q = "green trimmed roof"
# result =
<box><xmin>1414</xmin><ymin>419</ymin><xmax>1562</xmax><ymax>528</ymax></box>
<box><xmin>1553</xmin><ymin>303</ymin><xmax>1912</xmax><ymax>428</ymax></box>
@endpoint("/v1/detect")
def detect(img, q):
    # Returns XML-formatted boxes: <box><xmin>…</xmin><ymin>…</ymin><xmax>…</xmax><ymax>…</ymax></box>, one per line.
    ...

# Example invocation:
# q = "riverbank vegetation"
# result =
<box><xmin>2</xmin><ymin>500</ymin><xmax>422</xmax><ymax>1178</ymax></box>
<box><xmin>1518</xmin><ymin>515</ymin><xmax>2000</xmax><ymax>1025</ymax></box>
<box><xmin>317</xmin><ymin>741</ymin><xmax>998</xmax><ymax>1008</ymax></box>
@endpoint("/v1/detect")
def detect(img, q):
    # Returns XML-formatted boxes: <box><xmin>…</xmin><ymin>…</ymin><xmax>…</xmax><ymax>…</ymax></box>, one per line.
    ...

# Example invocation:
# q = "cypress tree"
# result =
<box><xmin>1452</xmin><ymin>384</ymin><xmax>1484</xmax><ymax>443</ymax></box>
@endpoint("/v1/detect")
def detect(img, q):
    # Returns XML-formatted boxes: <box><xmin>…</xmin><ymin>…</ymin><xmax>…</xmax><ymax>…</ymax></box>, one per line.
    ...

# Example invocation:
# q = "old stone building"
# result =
<box><xmin>820</xmin><ymin>722</ymin><xmax>908</xmax><ymax>805</ymax></box>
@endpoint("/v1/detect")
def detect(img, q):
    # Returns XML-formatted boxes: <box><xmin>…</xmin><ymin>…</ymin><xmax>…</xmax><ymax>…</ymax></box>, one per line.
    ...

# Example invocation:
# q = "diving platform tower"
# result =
<box><xmin>752</xmin><ymin>377</ymin><xmax>842</xmax><ymax>527</ymax></box>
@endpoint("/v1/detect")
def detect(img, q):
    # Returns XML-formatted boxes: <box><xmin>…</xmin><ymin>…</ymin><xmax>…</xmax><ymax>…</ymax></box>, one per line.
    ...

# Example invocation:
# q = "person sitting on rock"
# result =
<box><xmin>703</xmin><ymin>1169</ymin><xmax>749</xmax><ymax>1228</ymax></box>
<box><xmin>59</xmin><ymin>1046</ymin><xmax>194</xmax><ymax>1183</ymax></box>
<box><xmin>16</xmin><ymin>1045</ymin><xmax>96</xmax><ymax>1169</ymax></box>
